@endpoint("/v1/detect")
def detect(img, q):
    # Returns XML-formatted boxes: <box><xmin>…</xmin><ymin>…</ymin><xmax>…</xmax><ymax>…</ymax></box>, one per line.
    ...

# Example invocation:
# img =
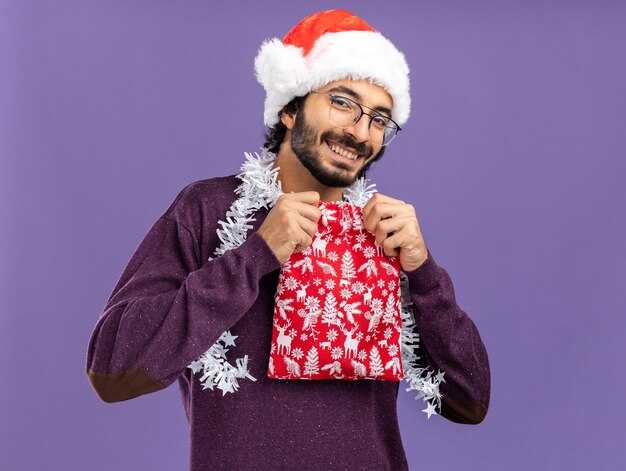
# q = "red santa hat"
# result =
<box><xmin>254</xmin><ymin>9</ymin><xmax>411</xmax><ymax>127</ymax></box>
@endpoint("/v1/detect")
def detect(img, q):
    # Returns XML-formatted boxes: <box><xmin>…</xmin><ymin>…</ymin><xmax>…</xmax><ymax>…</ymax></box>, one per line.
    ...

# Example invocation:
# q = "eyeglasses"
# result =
<box><xmin>310</xmin><ymin>92</ymin><xmax>401</xmax><ymax>146</ymax></box>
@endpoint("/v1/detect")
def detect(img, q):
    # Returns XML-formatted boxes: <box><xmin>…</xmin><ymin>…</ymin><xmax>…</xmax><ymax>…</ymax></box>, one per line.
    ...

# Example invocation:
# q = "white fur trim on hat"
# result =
<box><xmin>254</xmin><ymin>30</ymin><xmax>410</xmax><ymax>127</ymax></box>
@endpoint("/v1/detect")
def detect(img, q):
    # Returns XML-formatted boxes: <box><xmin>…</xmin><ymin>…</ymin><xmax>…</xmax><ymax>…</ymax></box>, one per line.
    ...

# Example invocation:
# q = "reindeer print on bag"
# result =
<box><xmin>267</xmin><ymin>201</ymin><xmax>404</xmax><ymax>381</ymax></box>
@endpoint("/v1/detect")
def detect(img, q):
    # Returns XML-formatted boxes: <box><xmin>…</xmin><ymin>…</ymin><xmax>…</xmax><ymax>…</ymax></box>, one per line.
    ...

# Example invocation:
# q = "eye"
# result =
<box><xmin>371</xmin><ymin>115</ymin><xmax>390</xmax><ymax>128</ymax></box>
<box><xmin>330</xmin><ymin>96</ymin><xmax>353</xmax><ymax>110</ymax></box>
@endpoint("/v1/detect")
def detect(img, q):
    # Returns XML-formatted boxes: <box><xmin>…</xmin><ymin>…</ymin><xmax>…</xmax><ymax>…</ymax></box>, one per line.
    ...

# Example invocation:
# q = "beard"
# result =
<box><xmin>290</xmin><ymin>106</ymin><xmax>378</xmax><ymax>187</ymax></box>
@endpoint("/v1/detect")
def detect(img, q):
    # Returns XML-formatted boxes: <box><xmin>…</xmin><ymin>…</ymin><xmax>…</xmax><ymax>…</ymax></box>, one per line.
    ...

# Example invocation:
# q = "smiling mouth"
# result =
<box><xmin>326</xmin><ymin>140</ymin><xmax>360</xmax><ymax>161</ymax></box>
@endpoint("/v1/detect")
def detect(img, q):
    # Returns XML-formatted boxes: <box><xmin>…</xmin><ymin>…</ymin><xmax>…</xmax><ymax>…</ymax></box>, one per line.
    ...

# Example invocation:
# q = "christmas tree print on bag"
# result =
<box><xmin>267</xmin><ymin>201</ymin><xmax>404</xmax><ymax>381</ymax></box>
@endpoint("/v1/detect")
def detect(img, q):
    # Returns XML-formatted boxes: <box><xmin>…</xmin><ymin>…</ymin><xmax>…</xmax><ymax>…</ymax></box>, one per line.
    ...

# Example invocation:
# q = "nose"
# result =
<box><xmin>344</xmin><ymin>115</ymin><xmax>371</xmax><ymax>143</ymax></box>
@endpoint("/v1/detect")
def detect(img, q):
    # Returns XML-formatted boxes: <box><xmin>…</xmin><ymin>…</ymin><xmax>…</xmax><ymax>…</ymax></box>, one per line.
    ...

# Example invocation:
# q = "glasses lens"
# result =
<box><xmin>381</xmin><ymin>124</ymin><xmax>399</xmax><ymax>146</ymax></box>
<box><xmin>368</xmin><ymin>116</ymin><xmax>399</xmax><ymax>147</ymax></box>
<box><xmin>328</xmin><ymin>96</ymin><xmax>360</xmax><ymax>127</ymax></box>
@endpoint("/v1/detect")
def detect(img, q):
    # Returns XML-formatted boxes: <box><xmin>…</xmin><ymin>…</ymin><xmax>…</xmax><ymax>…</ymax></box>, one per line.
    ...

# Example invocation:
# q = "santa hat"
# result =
<box><xmin>254</xmin><ymin>9</ymin><xmax>411</xmax><ymax>128</ymax></box>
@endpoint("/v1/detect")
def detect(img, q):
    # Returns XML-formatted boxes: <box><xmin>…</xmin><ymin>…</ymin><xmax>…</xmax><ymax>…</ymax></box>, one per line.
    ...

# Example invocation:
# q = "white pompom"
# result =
<box><xmin>254</xmin><ymin>39</ymin><xmax>307</xmax><ymax>94</ymax></box>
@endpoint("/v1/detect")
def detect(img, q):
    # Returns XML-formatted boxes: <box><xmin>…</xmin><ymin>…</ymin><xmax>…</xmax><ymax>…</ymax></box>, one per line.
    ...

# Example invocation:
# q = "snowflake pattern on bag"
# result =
<box><xmin>267</xmin><ymin>201</ymin><xmax>404</xmax><ymax>381</ymax></box>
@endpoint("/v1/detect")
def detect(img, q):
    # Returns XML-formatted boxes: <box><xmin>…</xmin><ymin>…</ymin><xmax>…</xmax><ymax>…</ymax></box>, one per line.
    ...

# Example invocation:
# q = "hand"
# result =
<box><xmin>362</xmin><ymin>193</ymin><xmax>428</xmax><ymax>272</ymax></box>
<box><xmin>257</xmin><ymin>192</ymin><xmax>321</xmax><ymax>264</ymax></box>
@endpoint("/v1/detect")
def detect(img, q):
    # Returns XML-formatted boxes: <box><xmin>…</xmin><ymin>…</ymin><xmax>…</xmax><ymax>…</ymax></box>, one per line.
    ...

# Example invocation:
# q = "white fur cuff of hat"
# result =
<box><xmin>254</xmin><ymin>30</ymin><xmax>411</xmax><ymax>128</ymax></box>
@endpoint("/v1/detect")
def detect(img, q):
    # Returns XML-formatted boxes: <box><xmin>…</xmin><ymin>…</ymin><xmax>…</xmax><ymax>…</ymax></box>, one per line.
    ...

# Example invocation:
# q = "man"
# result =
<box><xmin>86</xmin><ymin>10</ymin><xmax>490</xmax><ymax>470</ymax></box>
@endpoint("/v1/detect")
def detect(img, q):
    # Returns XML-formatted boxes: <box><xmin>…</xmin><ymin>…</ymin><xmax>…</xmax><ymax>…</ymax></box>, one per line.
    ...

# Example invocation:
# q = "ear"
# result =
<box><xmin>280</xmin><ymin>109</ymin><xmax>296</xmax><ymax>130</ymax></box>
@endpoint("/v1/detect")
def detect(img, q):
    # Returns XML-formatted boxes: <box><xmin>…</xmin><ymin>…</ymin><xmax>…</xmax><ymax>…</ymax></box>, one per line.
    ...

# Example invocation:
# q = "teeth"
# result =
<box><xmin>329</xmin><ymin>143</ymin><xmax>358</xmax><ymax>160</ymax></box>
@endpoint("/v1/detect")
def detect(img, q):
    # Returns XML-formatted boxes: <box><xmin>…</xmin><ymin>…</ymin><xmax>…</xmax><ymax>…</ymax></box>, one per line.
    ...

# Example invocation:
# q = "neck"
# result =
<box><xmin>273</xmin><ymin>136</ymin><xmax>344</xmax><ymax>203</ymax></box>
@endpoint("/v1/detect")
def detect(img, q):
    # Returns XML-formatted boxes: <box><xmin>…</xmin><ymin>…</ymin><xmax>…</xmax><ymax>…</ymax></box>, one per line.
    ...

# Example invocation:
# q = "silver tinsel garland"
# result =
<box><xmin>188</xmin><ymin>149</ymin><xmax>445</xmax><ymax>417</ymax></box>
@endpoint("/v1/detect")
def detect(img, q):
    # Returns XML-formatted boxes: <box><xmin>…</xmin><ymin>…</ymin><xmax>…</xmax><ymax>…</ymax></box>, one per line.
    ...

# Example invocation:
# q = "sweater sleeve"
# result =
<box><xmin>86</xmin><ymin>211</ymin><xmax>281</xmax><ymax>403</ymax></box>
<box><xmin>404</xmin><ymin>252</ymin><xmax>491</xmax><ymax>424</ymax></box>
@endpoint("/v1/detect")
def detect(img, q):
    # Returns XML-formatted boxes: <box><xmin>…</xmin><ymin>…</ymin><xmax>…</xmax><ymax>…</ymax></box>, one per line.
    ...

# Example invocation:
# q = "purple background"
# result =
<box><xmin>1</xmin><ymin>1</ymin><xmax>625</xmax><ymax>469</ymax></box>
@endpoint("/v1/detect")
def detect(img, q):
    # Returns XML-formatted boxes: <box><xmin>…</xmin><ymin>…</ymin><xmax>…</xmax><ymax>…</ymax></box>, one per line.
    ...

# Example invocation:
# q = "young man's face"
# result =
<box><xmin>289</xmin><ymin>79</ymin><xmax>393</xmax><ymax>188</ymax></box>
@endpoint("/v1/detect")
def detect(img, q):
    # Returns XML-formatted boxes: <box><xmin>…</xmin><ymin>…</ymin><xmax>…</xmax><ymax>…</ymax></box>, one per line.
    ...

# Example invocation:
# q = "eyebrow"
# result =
<box><xmin>326</xmin><ymin>86</ymin><xmax>393</xmax><ymax>117</ymax></box>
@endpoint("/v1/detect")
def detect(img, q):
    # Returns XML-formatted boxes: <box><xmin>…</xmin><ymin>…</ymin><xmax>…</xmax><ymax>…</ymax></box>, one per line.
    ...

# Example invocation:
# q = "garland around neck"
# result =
<box><xmin>188</xmin><ymin>149</ymin><xmax>445</xmax><ymax>418</ymax></box>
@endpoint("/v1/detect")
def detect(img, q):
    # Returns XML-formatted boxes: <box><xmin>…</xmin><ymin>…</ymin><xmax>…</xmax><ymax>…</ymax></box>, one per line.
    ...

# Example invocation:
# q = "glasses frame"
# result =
<box><xmin>310</xmin><ymin>91</ymin><xmax>402</xmax><ymax>147</ymax></box>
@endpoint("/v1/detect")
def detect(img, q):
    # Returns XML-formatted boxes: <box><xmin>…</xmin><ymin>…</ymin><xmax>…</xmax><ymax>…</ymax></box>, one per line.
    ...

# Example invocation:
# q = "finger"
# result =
<box><xmin>374</xmin><ymin>216</ymin><xmax>409</xmax><ymax>246</ymax></box>
<box><xmin>365</xmin><ymin>203</ymin><xmax>411</xmax><ymax>233</ymax></box>
<box><xmin>291</xmin><ymin>202</ymin><xmax>322</xmax><ymax>224</ymax></box>
<box><xmin>295</xmin><ymin>213</ymin><xmax>320</xmax><ymax>239</ymax></box>
<box><xmin>362</xmin><ymin>193</ymin><xmax>405</xmax><ymax>221</ymax></box>
<box><xmin>293</xmin><ymin>231</ymin><xmax>313</xmax><ymax>253</ymax></box>
<box><xmin>281</xmin><ymin>191</ymin><xmax>320</xmax><ymax>205</ymax></box>
<box><xmin>380</xmin><ymin>232</ymin><xmax>402</xmax><ymax>257</ymax></box>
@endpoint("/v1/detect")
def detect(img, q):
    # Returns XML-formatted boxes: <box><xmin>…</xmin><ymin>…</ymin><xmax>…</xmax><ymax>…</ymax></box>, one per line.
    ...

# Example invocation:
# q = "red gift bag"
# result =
<box><xmin>267</xmin><ymin>201</ymin><xmax>404</xmax><ymax>381</ymax></box>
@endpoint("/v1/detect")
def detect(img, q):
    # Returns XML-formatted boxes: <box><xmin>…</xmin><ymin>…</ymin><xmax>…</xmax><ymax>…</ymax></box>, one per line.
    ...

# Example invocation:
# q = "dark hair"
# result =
<box><xmin>262</xmin><ymin>95</ymin><xmax>387</xmax><ymax>168</ymax></box>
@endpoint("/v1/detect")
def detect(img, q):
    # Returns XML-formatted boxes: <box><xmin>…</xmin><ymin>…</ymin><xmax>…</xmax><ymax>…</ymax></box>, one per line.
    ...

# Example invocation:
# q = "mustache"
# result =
<box><xmin>321</xmin><ymin>131</ymin><xmax>374</xmax><ymax>159</ymax></box>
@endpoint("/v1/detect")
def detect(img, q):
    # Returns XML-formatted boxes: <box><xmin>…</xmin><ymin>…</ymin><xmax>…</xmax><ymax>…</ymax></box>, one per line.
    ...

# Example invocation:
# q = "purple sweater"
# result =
<box><xmin>86</xmin><ymin>175</ymin><xmax>490</xmax><ymax>470</ymax></box>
